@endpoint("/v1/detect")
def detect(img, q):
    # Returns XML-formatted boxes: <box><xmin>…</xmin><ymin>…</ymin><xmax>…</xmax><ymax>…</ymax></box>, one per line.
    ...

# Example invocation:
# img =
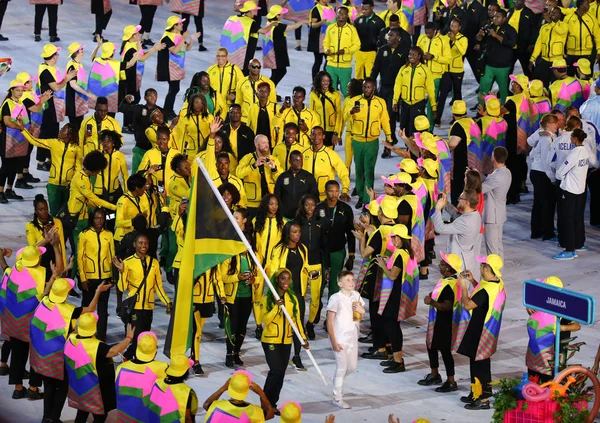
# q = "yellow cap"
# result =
<box><xmin>101</xmin><ymin>42</ymin><xmax>116</xmax><ymax>59</ymax></box>
<box><xmin>477</xmin><ymin>254</ymin><xmax>503</xmax><ymax>277</ymax></box>
<box><xmin>545</xmin><ymin>276</ymin><xmax>563</xmax><ymax>288</ymax></box>
<box><xmin>239</xmin><ymin>1</ymin><xmax>260</xmax><ymax>12</ymax></box>
<box><xmin>280</xmin><ymin>401</ymin><xmax>302</xmax><ymax>423</ymax></box>
<box><xmin>509</xmin><ymin>74</ymin><xmax>529</xmax><ymax>90</ymax></box>
<box><xmin>266</xmin><ymin>4</ymin><xmax>288</xmax><ymax>19</ymax></box>
<box><xmin>67</xmin><ymin>42</ymin><xmax>85</xmax><ymax>56</ymax></box>
<box><xmin>16</xmin><ymin>72</ymin><xmax>33</xmax><ymax>84</ymax></box>
<box><xmin>165</xmin><ymin>15</ymin><xmax>186</xmax><ymax>30</ymax></box>
<box><xmin>366</xmin><ymin>199</ymin><xmax>379</xmax><ymax>216</ymax></box>
<box><xmin>78</xmin><ymin>312</ymin><xmax>98</xmax><ymax>337</ymax></box>
<box><xmin>414</xmin><ymin>115</ymin><xmax>430</xmax><ymax>132</ymax></box>
<box><xmin>413</xmin><ymin>419</ymin><xmax>431</xmax><ymax>423</ymax></box>
<box><xmin>395</xmin><ymin>171</ymin><xmax>413</xmax><ymax>185</ymax></box>
<box><xmin>8</xmin><ymin>79</ymin><xmax>24</xmax><ymax>90</ymax></box>
<box><xmin>422</xmin><ymin>158</ymin><xmax>439</xmax><ymax>178</ymax></box>
<box><xmin>440</xmin><ymin>251</ymin><xmax>463</xmax><ymax>273</ymax></box>
<box><xmin>228</xmin><ymin>370</ymin><xmax>252</xmax><ymax>401</ymax></box>
<box><xmin>123</xmin><ymin>24</ymin><xmax>142</xmax><ymax>41</ymax></box>
<box><xmin>398</xmin><ymin>158</ymin><xmax>419</xmax><ymax>174</ymax></box>
<box><xmin>379</xmin><ymin>195</ymin><xmax>399</xmax><ymax>219</ymax></box>
<box><xmin>40</xmin><ymin>44</ymin><xmax>61</xmax><ymax>58</ymax></box>
<box><xmin>451</xmin><ymin>100</ymin><xmax>467</xmax><ymax>116</ymax></box>
<box><xmin>551</xmin><ymin>58</ymin><xmax>567</xmax><ymax>69</ymax></box>
<box><xmin>17</xmin><ymin>246</ymin><xmax>44</xmax><ymax>267</ymax></box>
<box><xmin>485</xmin><ymin>97</ymin><xmax>501</xmax><ymax>117</ymax></box>
<box><xmin>390</xmin><ymin>224</ymin><xmax>411</xmax><ymax>239</ymax></box>
<box><xmin>575</xmin><ymin>58</ymin><xmax>592</xmax><ymax>75</ymax></box>
<box><xmin>136</xmin><ymin>331</ymin><xmax>158</xmax><ymax>362</ymax></box>
<box><xmin>529</xmin><ymin>79</ymin><xmax>544</xmax><ymax>97</ymax></box>
<box><xmin>49</xmin><ymin>278</ymin><xmax>74</xmax><ymax>304</ymax></box>
<box><xmin>166</xmin><ymin>354</ymin><xmax>193</xmax><ymax>377</ymax></box>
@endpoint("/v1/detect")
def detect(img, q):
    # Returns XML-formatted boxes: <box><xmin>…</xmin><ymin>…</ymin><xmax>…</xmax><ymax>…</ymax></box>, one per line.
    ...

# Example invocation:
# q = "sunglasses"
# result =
<box><xmin>458</xmin><ymin>196</ymin><xmax>467</xmax><ymax>201</ymax></box>
<box><xmin>250</xmin><ymin>64</ymin><xmax>262</xmax><ymax>69</ymax></box>
<box><xmin>216</xmin><ymin>55</ymin><xmax>227</xmax><ymax>58</ymax></box>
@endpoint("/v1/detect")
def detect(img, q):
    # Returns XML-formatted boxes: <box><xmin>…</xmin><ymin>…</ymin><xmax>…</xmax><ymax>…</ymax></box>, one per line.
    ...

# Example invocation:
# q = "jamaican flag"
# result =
<box><xmin>164</xmin><ymin>159</ymin><xmax>246</xmax><ymax>357</ymax></box>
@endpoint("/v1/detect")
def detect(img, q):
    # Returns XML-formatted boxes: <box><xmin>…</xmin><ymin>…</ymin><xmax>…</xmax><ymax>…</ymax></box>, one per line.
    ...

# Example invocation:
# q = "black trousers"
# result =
<box><xmin>465</xmin><ymin>48</ymin><xmax>483</xmax><ymax>82</ymax></box>
<box><xmin>451</xmin><ymin>160</ymin><xmax>465</xmax><ymax>207</ymax></box>
<box><xmin>428</xmin><ymin>346</ymin><xmax>455</xmax><ymax>377</ymax></box>
<box><xmin>0</xmin><ymin>0</ymin><xmax>7</xmax><ymax>32</ymax></box>
<box><xmin>93</xmin><ymin>9</ymin><xmax>111</xmax><ymax>36</ymax></box>
<box><xmin>0</xmin><ymin>156</ymin><xmax>20</xmax><ymax>188</ymax></box>
<box><xmin>420</xmin><ymin>238</ymin><xmax>435</xmax><ymax>267</ymax></box>
<box><xmin>380</xmin><ymin>84</ymin><xmax>398</xmax><ymax>144</ymax></box>
<box><xmin>75</xmin><ymin>410</ymin><xmax>106</xmax><ymax>423</ymax></box>
<box><xmin>68</xmin><ymin>115</ymin><xmax>84</xmax><ymax>133</ymax></box>
<box><xmin>9</xmin><ymin>337</ymin><xmax>42</xmax><ymax>387</ymax></box>
<box><xmin>292</xmin><ymin>290</ymin><xmax>306</xmax><ymax>357</ymax></box>
<box><xmin>506</xmin><ymin>153</ymin><xmax>525</xmax><ymax>204</ymax></box>
<box><xmin>182</xmin><ymin>13</ymin><xmax>204</xmax><ymax>44</ymax></box>
<box><xmin>262</xmin><ymin>342</ymin><xmax>292</xmax><ymax>408</ymax></box>
<box><xmin>43</xmin><ymin>373</ymin><xmax>68</xmax><ymax>422</ymax></box>
<box><xmin>557</xmin><ymin>188</ymin><xmax>586</xmax><ymax>252</ymax></box>
<box><xmin>588</xmin><ymin>169</ymin><xmax>600</xmax><ymax>226</ymax></box>
<box><xmin>124</xmin><ymin>310</ymin><xmax>153</xmax><ymax>360</ymax></box>
<box><xmin>226</xmin><ymin>296</ymin><xmax>253</xmax><ymax>354</ymax></box>
<box><xmin>38</xmin><ymin>112</ymin><xmax>59</xmax><ymax>162</ymax></box>
<box><xmin>566</xmin><ymin>54</ymin><xmax>591</xmax><ymax>77</ymax></box>
<box><xmin>530</xmin><ymin>170</ymin><xmax>556</xmax><ymax>239</ymax></box>
<box><xmin>312</xmin><ymin>53</ymin><xmax>324</xmax><ymax>79</ymax></box>
<box><xmin>164</xmin><ymin>80</ymin><xmax>180</xmax><ymax>116</ymax></box>
<box><xmin>399</xmin><ymin>100</ymin><xmax>427</xmax><ymax>137</ymax></box>
<box><xmin>382</xmin><ymin>317</ymin><xmax>403</xmax><ymax>352</ymax></box>
<box><xmin>513</xmin><ymin>49</ymin><xmax>533</xmax><ymax>79</ymax></box>
<box><xmin>370</xmin><ymin>300</ymin><xmax>386</xmax><ymax>349</ymax></box>
<box><xmin>295</xmin><ymin>26</ymin><xmax>301</xmax><ymax>41</ymax></box>
<box><xmin>139</xmin><ymin>5</ymin><xmax>157</xmax><ymax>34</ymax></box>
<box><xmin>1</xmin><ymin>339</ymin><xmax>10</xmax><ymax>363</ymax></box>
<box><xmin>81</xmin><ymin>279</ymin><xmax>111</xmax><ymax>341</ymax></box>
<box><xmin>270</xmin><ymin>68</ymin><xmax>287</xmax><ymax>87</ymax></box>
<box><xmin>470</xmin><ymin>357</ymin><xmax>492</xmax><ymax>399</ymax></box>
<box><xmin>34</xmin><ymin>4</ymin><xmax>58</xmax><ymax>36</ymax></box>
<box><xmin>19</xmin><ymin>143</ymin><xmax>34</xmax><ymax>174</ymax></box>
<box><xmin>436</xmin><ymin>72</ymin><xmax>464</xmax><ymax>123</ymax></box>
<box><xmin>533</xmin><ymin>58</ymin><xmax>555</xmax><ymax>88</ymax></box>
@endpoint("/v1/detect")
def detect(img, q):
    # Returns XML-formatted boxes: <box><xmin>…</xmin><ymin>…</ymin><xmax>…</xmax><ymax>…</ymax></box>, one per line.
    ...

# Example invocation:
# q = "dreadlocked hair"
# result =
<box><xmin>265</xmin><ymin>268</ymin><xmax>299</xmax><ymax>317</ymax></box>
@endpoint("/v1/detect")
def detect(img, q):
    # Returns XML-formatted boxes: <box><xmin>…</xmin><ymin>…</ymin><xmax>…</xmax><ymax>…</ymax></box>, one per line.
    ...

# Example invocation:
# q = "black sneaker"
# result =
<box><xmin>417</xmin><ymin>373</ymin><xmax>442</xmax><ymax>386</ymax></box>
<box><xmin>435</xmin><ymin>381</ymin><xmax>458</xmax><ymax>392</ymax></box>
<box><xmin>383</xmin><ymin>360</ymin><xmax>406</xmax><ymax>373</ymax></box>
<box><xmin>0</xmin><ymin>366</ymin><xmax>8</xmax><ymax>376</ymax></box>
<box><xmin>419</xmin><ymin>271</ymin><xmax>429</xmax><ymax>280</ymax></box>
<box><xmin>0</xmin><ymin>34</ymin><xmax>8</xmax><ymax>41</ymax></box>
<box><xmin>351</xmin><ymin>187</ymin><xmax>357</xmax><ymax>197</ymax></box>
<box><xmin>0</xmin><ymin>193</ymin><xmax>7</xmax><ymax>204</ymax></box>
<box><xmin>361</xmin><ymin>350</ymin><xmax>386</xmax><ymax>360</ymax></box>
<box><xmin>34</xmin><ymin>35</ymin><xmax>41</xmax><ymax>42</ymax></box>
<box><xmin>69</xmin><ymin>289</ymin><xmax>80</xmax><ymax>298</ymax></box>
<box><xmin>27</xmin><ymin>388</ymin><xmax>43</xmax><ymax>401</ymax></box>
<box><xmin>192</xmin><ymin>363</ymin><xmax>205</xmax><ymax>377</ymax></box>
<box><xmin>460</xmin><ymin>393</ymin><xmax>475</xmax><ymax>404</ymax></box>
<box><xmin>233</xmin><ymin>354</ymin><xmax>244</xmax><ymax>366</ymax></box>
<box><xmin>15</xmin><ymin>180</ymin><xmax>34</xmax><ymax>189</ymax></box>
<box><xmin>23</xmin><ymin>173</ymin><xmax>41</xmax><ymax>183</ymax></box>
<box><xmin>464</xmin><ymin>399</ymin><xmax>490</xmax><ymax>410</ymax></box>
<box><xmin>198</xmin><ymin>45</ymin><xmax>208</xmax><ymax>52</ymax></box>
<box><xmin>294</xmin><ymin>45</ymin><xmax>301</xmax><ymax>51</ymax></box>
<box><xmin>23</xmin><ymin>370</ymin><xmax>29</xmax><ymax>379</ymax></box>
<box><xmin>290</xmin><ymin>355</ymin><xmax>306</xmax><ymax>371</ymax></box>
<box><xmin>122</xmin><ymin>125</ymin><xmax>134</xmax><ymax>135</ymax></box>
<box><xmin>379</xmin><ymin>359</ymin><xmax>394</xmax><ymax>367</ymax></box>
<box><xmin>255</xmin><ymin>325</ymin><xmax>263</xmax><ymax>340</ymax></box>
<box><xmin>49</xmin><ymin>36</ymin><xmax>61</xmax><ymax>42</ymax></box>
<box><xmin>5</xmin><ymin>190</ymin><xmax>23</xmax><ymax>200</ymax></box>
<box><xmin>355</xmin><ymin>199</ymin><xmax>363</xmax><ymax>210</ymax></box>
<box><xmin>225</xmin><ymin>354</ymin><xmax>234</xmax><ymax>369</ymax></box>
<box><xmin>358</xmin><ymin>332</ymin><xmax>373</xmax><ymax>343</ymax></box>
<box><xmin>381</xmin><ymin>148</ymin><xmax>392</xmax><ymax>159</ymax></box>
<box><xmin>12</xmin><ymin>389</ymin><xmax>25</xmax><ymax>399</ymax></box>
<box><xmin>142</xmin><ymin>39</ymin><xmax>155</xmax><ymax>48</ymax></box>
<box><xmin>37</xmin><ymin>162</ymin><xmax>50</xmax><ymax>172</ymax></box>
<box><xmin>306</xmin><ymin>322</ymin><xmax>315</xmax><ymax>340</ymax></box>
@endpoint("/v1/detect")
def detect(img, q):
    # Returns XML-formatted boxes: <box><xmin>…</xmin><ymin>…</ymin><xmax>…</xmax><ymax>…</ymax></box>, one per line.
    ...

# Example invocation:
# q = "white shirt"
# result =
<box><xmin>550</xmin><ymin>131</ymin><xmax>574</xmax><ymax>176</ymax></box>
<box><xmin>580</xmin><ymin>120</ymin><xmax>599</xmax><ymax>168</ymax></box>
<box><xmin>529</xmin><ymin>129</ymin><xmax>556</xmax><ymax>180</ymax></box>
<box><xmin>556</xmin><ymin>146</ymin><xmax>590</xmax><ymax>194</ymax></box>
<box><xmin>327</xmin><ymin>291</ymin><xmax>364</xmax><ymax>347</ymax></box>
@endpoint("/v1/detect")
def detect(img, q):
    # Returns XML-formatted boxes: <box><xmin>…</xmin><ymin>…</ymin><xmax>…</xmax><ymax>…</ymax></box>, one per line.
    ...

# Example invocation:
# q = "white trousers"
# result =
<box><xmin>332</xmin><ymin>339</ymin><xmax>358</xmax><ymax>401</ymax></box>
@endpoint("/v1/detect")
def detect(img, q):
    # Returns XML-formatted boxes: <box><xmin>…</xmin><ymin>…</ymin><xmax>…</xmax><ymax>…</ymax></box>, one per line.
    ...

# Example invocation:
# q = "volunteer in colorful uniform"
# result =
<box><xmin>307</xmin><ymin>0</ymin><xmax>336</xmax><ymax>78</ymax></box>
<box><xmin>65</xmin><ymin>41</ymin><xmax>96</xmax><ymax>131</ymax></box>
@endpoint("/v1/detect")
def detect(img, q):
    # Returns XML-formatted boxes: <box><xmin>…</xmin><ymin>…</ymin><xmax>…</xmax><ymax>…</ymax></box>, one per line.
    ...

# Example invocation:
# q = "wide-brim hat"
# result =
<box><xmin>451</xmin><ymin>100</ymin><xmax>467</xmax><ymax>116</ymax></box>
<box><xmin>8</xmin><ymin>79</ymin><xmax>25</xmax><ymax>90</ymax></box>
<box><xmin>41</xmin><ymin>44</ymin><xmax>61</xmax><ymax>58</ymax></box>
<box><xmin>17</xmin><ymin>246</ymin><xmax>46</xmax><ymax>267</ymax></box>
<box><xmin>228</xmin><ymin>370</ymin><xmax>253</xmax><ymax>400</ymax></box>
<box><xmin>78</xmin><ymin>312</ymin><xmax>99</xmax><ymax>337</ymax></box>
<box><xmin>123</xmin><ymin>25</ymin><xmax>142</xmax><ymax>41</ymax></box>
<box><xmin>390</xmin><ymin>224</ymin><xmax>411</xmax><ymax>239</ymax></box>
<box><xmin>414</xmin><ymin>115</ymin><xmax>430</xmax><ymax>132</ymax></box>
<box><xmin>16</xmin><ymin>72</ymin><xmax>33</xmax><ymax>84</ymax></box>
<box><xmin>419</xmin><ymin>132</ymin><xmax>438</xmax><ymax>155</ymax></box>
<box><xmin>397</xmin><ymin>158</ymin><xmax>419</xmax><ymax>174</ymax></box>
<box><xmin>422</xmin><ymin>158</ymin><xmax>439</xmax><ymax>178</ymax></box>
<box><xmin>165</xmin><ymin>16</ymin><xmax>186</xmax><ymax>30</ymax></box>
<box><xmin>440</xmin><ymin>251</ymin><xmax>463</xmax><ymax>273</ymax></box>
<box><xmin>68</xmin><ymin>42</ymin><xmax>86</xmax><ymax>56</ymax></box>
<box><xmin>267</xmin><ymin>4</ymin><xmax>288</xmax><ymax>18</ymax></box>
<box><xmin>49</xmin><ymin>278</ymin><xmax>75</xmax><ymax>304</ymax></box>
<box><xmin>366</xmin><ymin>199</ymin><xmax>380</xmax><ymax>216</ymax></box>
<box><xmin>477</xmin><ymin>254</ymin><xmax>503</xmax><ymax>277</ymax></box>
<box><xmin>166</xmin><ymin>354</ymin><xmax>193</xmax><ymax>377</ymax></box>
<box><xmin>485</xmin><ymin>97</ymin><xmax>501</xmax><ymax>117</ymax></box>
<box><xmin>509</xmin><ymin>74</ymin><xmax>529</xmax><ymax>90</ymax></box>
<box><xmin>529</xmin><ymin>79</ymin><xmax>544</xmax><ymax>97</ymax></box>
<box><xmin>379</xmin><ymin>195</ymin><xmax>399</xmax><ymax>219</ymax></box>
<box><xmin>240</xmin><ymin>1</ymin><xmax>261</xmax><ymax>12</ymax></box>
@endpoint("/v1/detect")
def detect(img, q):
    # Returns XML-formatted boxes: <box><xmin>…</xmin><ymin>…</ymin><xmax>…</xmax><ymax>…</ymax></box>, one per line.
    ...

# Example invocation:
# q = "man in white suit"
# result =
<box><xmin>431</xmin><ymin>190</ymin><xmax>481</xmax><ymax>276</ymax></box>
<box><xmin>482</xmin><ymin>147</ymin><xmax>511</xmax><ymax>258</ymax></box>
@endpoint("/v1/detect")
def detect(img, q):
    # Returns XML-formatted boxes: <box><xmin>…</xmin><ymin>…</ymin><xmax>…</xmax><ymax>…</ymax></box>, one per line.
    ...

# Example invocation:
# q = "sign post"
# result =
<box><xmin>523</xmin><ymin>279</ymin><xmax>596</xmax><ymax>376</ymax></box>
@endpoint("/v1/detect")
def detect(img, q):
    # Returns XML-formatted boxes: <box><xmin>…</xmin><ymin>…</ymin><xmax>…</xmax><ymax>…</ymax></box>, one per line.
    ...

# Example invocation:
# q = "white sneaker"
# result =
<box><xmin>332</xmin><ymin>399</ymin><xmax>351</xmax><ymax>409</ymax></box>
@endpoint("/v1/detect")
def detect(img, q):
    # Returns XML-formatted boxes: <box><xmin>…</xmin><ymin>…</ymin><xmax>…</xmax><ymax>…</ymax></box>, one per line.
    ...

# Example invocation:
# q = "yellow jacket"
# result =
<box><xmin>171</xmin><ymin>112</ymin><xmax>214</xmax><ymax>159</ymax></box>
<box><xmin>378</xmin><ymin>9</ymin><xmax>409</xmax><ymax>31</ymax></box>
<box><xmin>344</xmin><ymin>94</ymin><xmax>393</xmax><ymax>142</ymax></box>
<box><xmin>207</xmin><ymin>62</ymin><xmax>245</xmax><ymax>106</ymax></box>
<box><xmin>309</xmin><ymin>90</ymin><xmax>343</xmax><ymax>134</ymax></box>
<box><xmin>253</xmin><ymin>216</ymin><xmax>287</xmax><ymax>268</ymax></box>
<box><xmin>444</xmin><ymin>33</ymin><xmax>468</xmax><ymax>73</ymax></box>
<box><xmin>179</xmin><ymin>91</ymin><xmax>226</xmax><ymax>119</ymax></box>
<box><xmin>564</xmin><ymin>12</ymin><xmax>600</xmax><ymax>56</ymax></box>
<box><xmin>76</xmin><ymin>227</ymin><xmax>114</xmax><ymax>282</ymax></box>
<box><xmin>301</xmin><ymin>146</ymin><xmax>351</xmax><ymax>200</ymax></box>
<box><xmin>25</xmin><ymin>218</ymin><xmax>67</xmax><ymax>268</ymax></box>
<box><xmin>167</xmin><ymin>174</ymin><xmax>191</xmax><ymax>220</ymax></box>
<box><xmin>269</xmin><ymin>244</ymin><xmax>309</xmax><ymax>296</ymax></box>
<box><xmin>114</xmin><ymin>193</ymin><xmax>147</xmax><ymax>242</ymax></box>
<box><xmin>140</xmin><ymin>189</ymin><xmax>165</xmax><ymax>229</ymax></box>
<box><xmin>138</xmin><ymin>147</ymin><xmax>179</xmax><ymax>189</ymax></box>
<box><xmin>79</xmin><ymin>114</ymin><xmax>122</xmax><ymax>158</ymax></box>
<box><xmin>220</xmin><ymin>253</ymin><xmax>258</xmax><ymax>303</ymax></box>
<box><xmin>530</xmin><ymin>21</ymin><xmax>569</xmax><ymax>63</ymax></box>
<box><xmin>144</xmin><ymin>123</ymin><xmax>171</xmax><ymax>150</ymax></box>
<box><xmin>260</xmin><ymin>291</ymin><xmax>307</xmax><ymax>344</ymax></box>
<box><xmin>67</xmin><ymin>170</ymin><xmax>117</xmax><ymax>221</ymax></box>
<box><xmin>323</xmin><ymin>23</ymin><xmax>361</xmax><ymax>68</ymax></box>
<box><xmin>247</xmin><ymin>101</ymin><xmax>282</xmax><ymax>148</ymax></box>
<box><xmin>417</xmin><ymin>34</ymin><xmax>450</xmax><ymax>80</ymax></box>
<box><xmin>196</xmin><ymin>150</ymin><xmax>238</xmax><ymax>175</ymax></box>
<box><xmin>341</xmin><ymin>95</ymin><xmax>360</xmax><ymax>138</ymax></box>
<box><xmin>272</xmin><ymin>142</ymin><xmax>304</xmax><ymax>171</ymax></box>
<box><xmin>22</xmin><ymin>130</ymin><xmax>81</xmax><ymax>187</ymax></box>
<box><xmin>393</xmin><ymin>63</ymin><xmax>437</xmax><ymax>108</ymax></box>
<box><xmin>203</xmin><ymin>137</ymin><xmax>247</xmax><ymax>207</ymax></box>
<box><xmin>235</xmin><ymin>75</ymin><xmax>277</xmax><ymax>123</ymax></box>
<box><xmin>277</xmin><ymin>106</ymin><xmax>320</xmax><ymax>146</ymax></box>
<box><xmin>193</xmin><ymin>267</ymin><xmax>224</xmax><ymax>304</ymax></box>
<box><xmin>235</xmin><ymin>153</ymin><xmax>283</xmax><ymax>208</ymax></box>
<box><xmin>118</xmin><ymin>254</ymin><xmax>170</xmax><ymax>310</ymax></box>
<box><xmin>93</xmin><ymin>150</ymin><xmax>128</xmax><ymax>197</ymax></box>
<box><xmin>171</xmin><ymin>215</ymin><xmax>185</xmax><ymax>270</ymax></box>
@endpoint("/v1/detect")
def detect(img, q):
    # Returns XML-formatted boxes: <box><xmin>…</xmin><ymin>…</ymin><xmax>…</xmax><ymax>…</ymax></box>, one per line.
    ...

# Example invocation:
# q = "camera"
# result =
<box><xmin>284</xmin><ymin>96</ymin><xmax>291</xmax><ymax>103</ymax></box>
<box><xmin>482</xmin><ymin>23</ymin><xmax>494</xmax><ymax>36</ymax></box>
<box><xmin>354</xmin><ymin>100</ymin><xmax>361</xmax><ymax>108</ymax></box>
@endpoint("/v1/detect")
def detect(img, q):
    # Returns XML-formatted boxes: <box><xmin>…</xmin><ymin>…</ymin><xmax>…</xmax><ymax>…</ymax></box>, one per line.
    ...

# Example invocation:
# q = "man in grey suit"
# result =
<box><xmin>432</xmin><ymin>190</ymin><xmax>482</xmax><ymax>276</ymax></box>
<box><xmin>482</xmin><ymin>147</ymin><xmax>511</xmax><ymax>258</ymax></box>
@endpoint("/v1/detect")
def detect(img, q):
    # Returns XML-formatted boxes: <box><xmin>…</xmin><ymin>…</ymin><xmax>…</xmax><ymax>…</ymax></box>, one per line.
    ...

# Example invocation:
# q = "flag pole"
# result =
<box><xmin>194</xmin><ymin>158</ymin><xmax>328</xmax><ymax>386</ymax></box>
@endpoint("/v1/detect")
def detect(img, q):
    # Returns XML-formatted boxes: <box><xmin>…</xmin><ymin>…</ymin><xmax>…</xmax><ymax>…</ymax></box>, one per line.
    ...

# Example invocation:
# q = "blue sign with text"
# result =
<box><xmin>523</xmin><ymin>279</ymin><xmax>595</xmax><ymax>325</ymax></box>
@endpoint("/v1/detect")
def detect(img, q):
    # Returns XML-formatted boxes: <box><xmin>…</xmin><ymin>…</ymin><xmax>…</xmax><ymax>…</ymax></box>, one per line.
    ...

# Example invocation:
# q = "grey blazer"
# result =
<box><xmin>482</xmin><ymin>166</ymin><xmax>512</xmax><ymax>224</ymax></box>
<box><xmin>432</xmin><ymin>210</ymin><xmax>481</xmax><ymax>274</ymax></box>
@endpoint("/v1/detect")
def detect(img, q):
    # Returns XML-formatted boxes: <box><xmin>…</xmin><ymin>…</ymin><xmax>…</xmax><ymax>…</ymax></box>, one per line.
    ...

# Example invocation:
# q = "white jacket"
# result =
<box><xmin>556</xmin><ymin>146</ymin><xmax>590</xmax><ymax>195</ymax></box>
<box><xmin>529</xmin><ymin>129</ymin><xmax>556</xmax><ymax>181</ymax></box>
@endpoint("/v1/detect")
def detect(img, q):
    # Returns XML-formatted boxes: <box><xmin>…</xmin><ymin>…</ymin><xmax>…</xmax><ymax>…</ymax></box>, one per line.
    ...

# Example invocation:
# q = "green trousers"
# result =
<box><xmin>328</xmin><ymin>248</ymin><xmax>346</xmax><ymax>298</ymax></box>
<box><xmin>426</xmin><ymin>78</ymin><xmax>441</xmax><ymax>131</ymax></box>
<box><xmin>71</xmin><ymin>219</ymin><xmax>89</xmax><ymax>280</ymax></box>
<box><xmin>132</xmin><ymin>146</ymin><xmax>147</xmax><ymax>174</ymax></box>
<box><xmin>479</xmin><ymin>65</ymin><xmax>511</xmax><ymax>105</ymax></box>
<box><xmin>160</xmin><ymin>228</ymin><xmax>178</xmax><ymax>273</ymax></box>
<box><xmin>352</xmin><ymin>139</ymin><xmax>379</xmax><ymax>204</ymax></box>
<box><xmin>47</xmin><ymin>184</ymin><xmax>69</xmax><ymax>216</ymax></box>
<box><xmin>326</xmin><ymin>65</ymin><xmax>352</xmax><ymax>96</ymax></box>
